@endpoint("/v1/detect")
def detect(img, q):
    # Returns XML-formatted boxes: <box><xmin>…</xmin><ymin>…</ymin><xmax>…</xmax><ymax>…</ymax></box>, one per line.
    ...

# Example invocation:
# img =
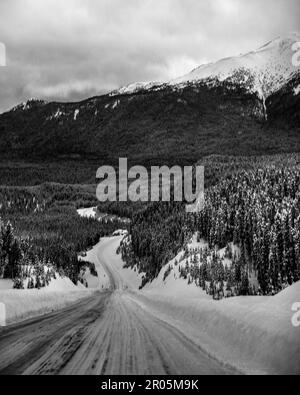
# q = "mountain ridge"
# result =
<box><xmin>0</xmin><ymin>34</ymin><xmax>299</xmax><ymax>165</ymax></box>
<box><xmin>3</xmin><ymin>33</ymin><xmax>300</xmax><ymax>114</ymax></box>
<box><xmin>110</xmin><ymin>32</ymin><xmax>300</xmax><ymax>100</ymax></box>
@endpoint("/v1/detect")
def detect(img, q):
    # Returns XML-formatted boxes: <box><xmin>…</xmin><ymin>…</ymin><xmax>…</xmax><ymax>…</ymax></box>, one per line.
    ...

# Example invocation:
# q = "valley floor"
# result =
<box><xmin>0</xmin><ymin>237</ymin><xmax>299</xmax><ymax>375</ymax></box>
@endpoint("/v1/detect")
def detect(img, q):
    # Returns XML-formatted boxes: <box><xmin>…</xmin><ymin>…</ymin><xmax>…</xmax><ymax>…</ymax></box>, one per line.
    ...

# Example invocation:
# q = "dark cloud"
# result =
<box><xmin>0</xmin><ymin>0</ymin><xmax>299</xmax><ymax>113</ymax></box>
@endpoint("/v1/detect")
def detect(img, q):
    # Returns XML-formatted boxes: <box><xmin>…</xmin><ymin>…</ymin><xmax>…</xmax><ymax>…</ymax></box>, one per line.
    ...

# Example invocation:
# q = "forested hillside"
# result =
<box><xmin>1</xmin><ymin>80</ymin><xmax>299</xmax><ymax>167</ymax></box>
<box><xmin>121</xmin><ymin>154</ymin><xmax>300</xmax><ymax>295</ymax></box>
<box><xmin>0</xmin><ymin>183</ymin><xmax>128</xmax><ymax>288</ymax></box>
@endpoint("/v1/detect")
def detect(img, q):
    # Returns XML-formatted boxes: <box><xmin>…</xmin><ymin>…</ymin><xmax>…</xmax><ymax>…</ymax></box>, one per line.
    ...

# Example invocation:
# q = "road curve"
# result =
<box><xmin>0</xmin><ymin>238</ymin><xmax>238</xmax><ymax>375</ymax></box>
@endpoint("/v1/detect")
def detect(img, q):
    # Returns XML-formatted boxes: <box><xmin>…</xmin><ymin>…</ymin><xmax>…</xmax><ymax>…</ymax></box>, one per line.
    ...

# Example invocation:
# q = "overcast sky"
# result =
<box><xmin>0</xmin><ymin>0</ymin><xmax>299</xmax><ymax>113</ymax></box>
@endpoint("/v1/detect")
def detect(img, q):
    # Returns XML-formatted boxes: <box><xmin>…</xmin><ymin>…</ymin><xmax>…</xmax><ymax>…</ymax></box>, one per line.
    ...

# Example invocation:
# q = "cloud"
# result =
<box><xmin>0</xmin><ymin>0</ymin><xmax>299</xmax><ymax>112</ymax></box>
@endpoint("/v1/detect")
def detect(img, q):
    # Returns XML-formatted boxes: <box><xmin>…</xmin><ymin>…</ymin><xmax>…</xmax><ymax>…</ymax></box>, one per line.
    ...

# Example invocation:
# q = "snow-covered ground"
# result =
<box><xmin>171</xmin><ymin>32</ymin><xmax>300</xmax><ymax>99</ymax></box>
<box><xmin>77</xmin><ymin>207</ymin><xmax>97</xmax><ymax>219</ymax></box>
<box><xmin>96</xmin><ymin>237</ymin><xmax>145</xmax><ymax>290</ymax></box>
<box><xmin>93</xmin><ymin>237</ymin><xmax>300</xmax><ymax>374</ymax></box>
<box><xmin>0</xmin><ymin>276</ymin><xmax>94</xmax><ymax>326</ymax></box>
<box><xmin>143</xmin><ymin>234</ymin><xmax>241</xmax><ymax>296</ymax></box>
<box><xmin>77</xmin><ymin>207</ymin><xmax>130</xmax><ymax>225</ymax></box>
<box><xmin>142</xmin><ymin>278</ymin><xmax>300</xmax><ymax>374</ymax></box>
<box><xmin>0</xmin><ymin>230</ymin><xmax>113</xmax><ymax>325</ymax></box>
<box><xmin>0</xmin><ymin>208</ymin><xmax>126</xmax><ymax>327</ymax></box>
<box><xmin>80</xmin><ymin>241</ymin><xmax>111</xmax><ymax>291</ymax></box>
<box><xmin>0</xmin><ymin>236</ymin><xmax>299</xmax><ymax>374</ymax></box>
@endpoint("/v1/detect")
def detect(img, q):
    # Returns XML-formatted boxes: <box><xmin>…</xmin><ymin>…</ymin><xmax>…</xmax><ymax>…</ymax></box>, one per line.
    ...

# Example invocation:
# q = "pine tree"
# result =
<box><xmin>35</xmin><ymin>276</ymin><xmax>42</xmax><ymax>289</ymax></box>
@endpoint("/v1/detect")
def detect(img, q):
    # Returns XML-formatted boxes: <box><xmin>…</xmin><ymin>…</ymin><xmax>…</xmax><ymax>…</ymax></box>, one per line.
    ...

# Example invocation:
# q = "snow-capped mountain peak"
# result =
<box><xmin>171</xmin><ymin>32</ymin><xmax>300</xmax><ymax>99</ymax></box>
<box><xmin>113</xmin><ymin>33</ymin><xmax>300</xmax><ymax>100</ymax></box>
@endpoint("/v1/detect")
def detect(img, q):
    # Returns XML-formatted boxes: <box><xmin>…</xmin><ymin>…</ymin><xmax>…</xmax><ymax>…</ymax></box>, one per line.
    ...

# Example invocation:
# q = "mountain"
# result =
<box><xmin>113</xmin><ymin>32</ymin><xmax>300</xmax><ymax>99</ymax></box>
<box><xmin>0</xmin><ymin>34</ymin><xmax>299</xmax><ymax>166</ymax></box>
<box><xmin>172</xmin><ymin>32</ymin><xmax>300</xmax><ymax>98</ymax></box>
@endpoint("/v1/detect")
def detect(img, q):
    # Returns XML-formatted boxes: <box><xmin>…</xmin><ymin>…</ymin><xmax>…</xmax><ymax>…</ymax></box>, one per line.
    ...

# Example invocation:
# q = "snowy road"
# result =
<box><xmin>0</xmin><ymin>238</ymin><xmax>238</xmax><ymax>375</ymax></box>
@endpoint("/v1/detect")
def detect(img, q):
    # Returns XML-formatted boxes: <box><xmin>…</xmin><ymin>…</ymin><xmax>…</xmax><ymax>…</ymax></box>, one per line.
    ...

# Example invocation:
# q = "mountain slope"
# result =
<box><xmin>0</xmin><ymin>34</ymin><xmax>299</xmax><ymax>165</ymax></box>
<box><xmin>114</xmin><ymin>32</ymin><xmax>300</xmax><ymax>100</ymax></box>
<box><xmin>172</xmin><ymin>32</ymin><xmax>300</xmax><ymax>99</ymax></box>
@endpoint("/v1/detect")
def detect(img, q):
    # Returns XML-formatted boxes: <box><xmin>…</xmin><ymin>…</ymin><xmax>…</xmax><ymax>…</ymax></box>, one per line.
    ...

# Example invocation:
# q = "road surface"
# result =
<box><xmin>0</xmin><ymin>238</ymin><xmax>238</xmax><ymax>375</ymax></box>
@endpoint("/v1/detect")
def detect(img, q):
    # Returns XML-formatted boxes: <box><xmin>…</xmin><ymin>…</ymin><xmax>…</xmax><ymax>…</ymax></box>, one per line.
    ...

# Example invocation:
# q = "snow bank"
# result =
<box><xmin>79</xmin><ymin>236</ymin><xmax>300</xmax><ymax>374</ymax></box>
<box><xmin>110</xmin><ymin>233</ymin><xmax>300</xmax><ymax>374</ymax></box>
<box><xmin>0</xmin><ymin>237</ymin><xmax>114</xmax><ymax>326</ymax></box>
<box><xmin>0</xmin><ymin>280</ymin><xmax>94</xmax><ymax>325</ymax></box>
<box><xmin>272</xmin><ymin>281</ymin><xmax>300</xmax><ymax>304</ymax></box>
<box><xmin>142</xmin><ymin>277</ymin><xmax>300</xmax><ymax>374</ymax></box>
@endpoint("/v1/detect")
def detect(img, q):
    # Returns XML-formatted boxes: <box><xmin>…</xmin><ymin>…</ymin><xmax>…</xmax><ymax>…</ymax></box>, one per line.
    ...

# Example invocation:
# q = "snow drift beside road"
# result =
<box><xmin>141</xmin><ymin>284</ymin><xmax>300</xmax><ymax>375</ymax></box>
<box><xmin>0</xmin><ymin>234</ymin><xmax>114</xmax><ymax>327</ymax></box>
<box><xmin>0</xmin><ymin>277</ymin><xmax>94</xmax><ymax>325</ymax></box>
<box><xmin>1</xmin><ymin>235</ymin><xmax>299</xmax><ymax>374</ymax></box>
<box><xmin>96</xmin><ymin>237</ymin><xmax>300</xmax><ymax>374</ymax></box>
<box><xmin>142</xmin><ymin>241</ymin><xmax>300</xmax><ymax>375</ymax></box>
